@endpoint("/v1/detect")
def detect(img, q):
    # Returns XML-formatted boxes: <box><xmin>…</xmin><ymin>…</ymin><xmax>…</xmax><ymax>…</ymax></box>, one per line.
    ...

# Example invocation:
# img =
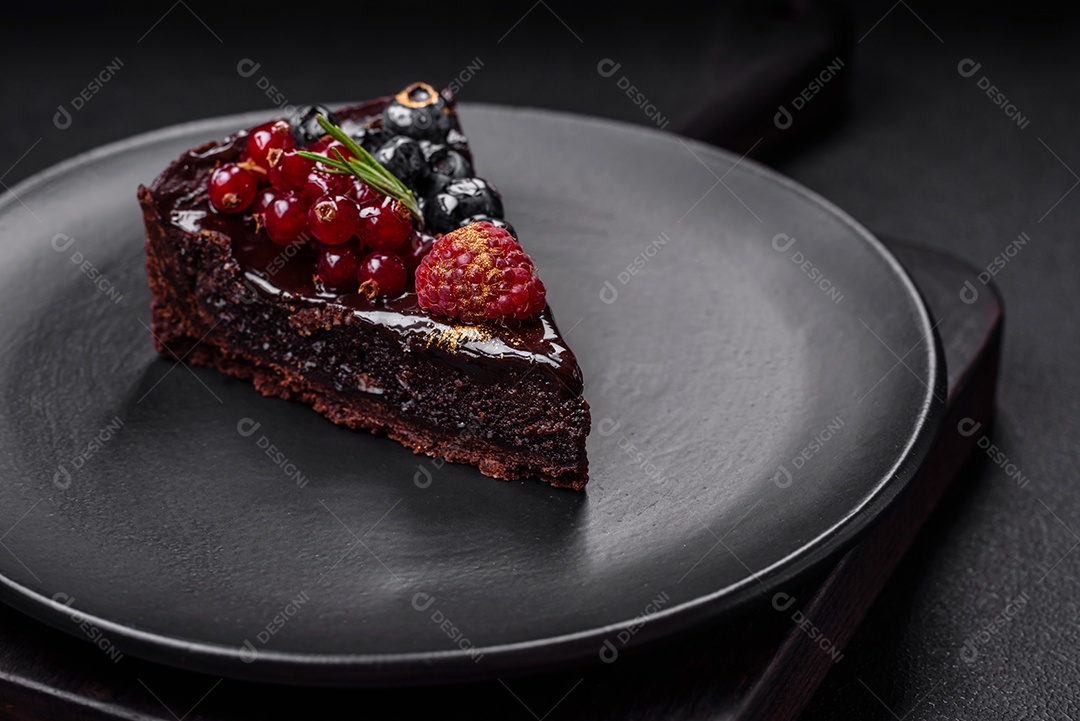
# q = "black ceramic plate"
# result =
<box><xmin>0</xmin><ymin>105</ymin><xmax>943</xmax><ymax>686</ymax></box>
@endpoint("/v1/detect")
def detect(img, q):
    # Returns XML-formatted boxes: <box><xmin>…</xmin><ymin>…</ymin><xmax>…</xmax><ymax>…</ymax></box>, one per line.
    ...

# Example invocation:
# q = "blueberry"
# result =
<box><xmin>418</xmin><ymin>174</ymin><xmax>449</xmax><ymax>221</ymax></box>
<box><xmin>418</xmin><ymin>140</ymin><xmax>438</xmax><ymax>160</ymax></box>
<box><xmin>445</xmin><ymin>127</ymin><xmax>472</xmax><ymax>164</ymax></box>
<box><xmin>460</xmin><ymin>215</ymin><xmax>517</xmax><ymax>238</ymax></box>
<box><xmin>424</xmin><ymin>177</ymin><xmax>504</xmax><ymax>234</ymax></box>
<box><xmin>353</xmin><ymin>124</ymin><xmax>389</xmax><ymax>153</ymax></box>
<box><xmin>420</xmin><ymin>142</ymin><xmax>473</xmax><ymax>180</ymax></box>
<box><xmin>289</xmin><ymin>105</ymin><xmax>341</xmax><ymax>147</ymax></box>
<box><xmin>383</xmin><ymin>82</ymin><xmax>452</xmax><ymax>142</ymax></box>
<box><xmin>373</xmin><ymin>136</ymin><xmax>430</xmax><ymax>191</ymax></box>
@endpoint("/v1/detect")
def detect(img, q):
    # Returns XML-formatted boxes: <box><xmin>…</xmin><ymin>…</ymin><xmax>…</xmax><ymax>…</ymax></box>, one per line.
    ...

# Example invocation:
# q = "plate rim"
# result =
<box><xmin>0</xmin><ymin>103</ymin><xmax>946</xmax><ymax>685</ymax></box>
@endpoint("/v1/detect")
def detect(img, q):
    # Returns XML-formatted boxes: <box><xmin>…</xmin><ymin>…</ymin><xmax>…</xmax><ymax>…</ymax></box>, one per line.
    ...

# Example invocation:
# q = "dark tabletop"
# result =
<box><xmin>4</xmin><ymin>1</ymin><xmax>1079</xmax><ymax>718</ymax></box>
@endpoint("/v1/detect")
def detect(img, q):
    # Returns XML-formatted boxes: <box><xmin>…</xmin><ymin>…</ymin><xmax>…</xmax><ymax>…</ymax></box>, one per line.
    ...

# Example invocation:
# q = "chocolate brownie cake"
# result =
<box><xmin>138</xmin><ymin>83</ymin><xmax>591</xmax><ymax>489</ymax></box>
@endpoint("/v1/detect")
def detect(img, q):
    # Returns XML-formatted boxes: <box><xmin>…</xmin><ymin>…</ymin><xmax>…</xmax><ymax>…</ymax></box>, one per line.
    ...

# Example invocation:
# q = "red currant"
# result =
<box><xmin>268</xmin><ymin>149</ymin><xmax>315</xmax><ymax>191</ymax></box>
<box><xmin>301</xmin><ymin>170</ymin><xmax>349</xmax><ymax>202</ymax></box>
<box><xmin>263</xmin><ymin>191</ymin><xmax>310</xmax><ymax>245</ymax></box>
<box><xmin>307</xmin><ymin>195</ymin><xmax>358</xmax><ymax>245</ymax></box>
<box><xmin>358</xmin><ymin>252</ymin><xmax>408</xmax><ymax>297</ymax></box>
<box><xmin>403</xmin><ymin>231</ymin><xmax>437</xmax><ymax>270</ymax></box>
<box><xmin>246</xmin><ymin>120</ymin><xmax>295</xmax><ymax>172</ymax></box>
<box><xmin>347</xmin><ymin>178</ymin><xmax>380</xmax><ymax>207</ymax></box>
<box><xmin>315</xmin><ymin>241</ymin><xmax>362</xmax><ymax>292</ymax></box>
<box><xmin>253</xmin><ymin>188</ymin><xmax>277</xmax><ymax>214</ymax></box>
<box><xmin>357</xmin><ymin>195</ymin><xmax>412</xmax><ymax>251</ymax></box>
<box><xmin>317</xmin><ymin>139</ymin><xmax>357</xmax><ymax>163</ymax></box>
<box><xmin>208</xmin><ymin>163</ymin><xmax>257</xmax><ymax>214</ymax></box>
<box><xmin>306</xmin><ymin>136</ymin><xmax>334</xmax><ymax>154</ymax></box>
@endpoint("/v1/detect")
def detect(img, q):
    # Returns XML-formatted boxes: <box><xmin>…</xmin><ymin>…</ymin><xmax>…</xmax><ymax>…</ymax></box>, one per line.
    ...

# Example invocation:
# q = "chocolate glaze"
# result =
<box><xmin>150</xmin><ymin>99</ymin><xmax>583</xmax><ymax>395</ymax></box>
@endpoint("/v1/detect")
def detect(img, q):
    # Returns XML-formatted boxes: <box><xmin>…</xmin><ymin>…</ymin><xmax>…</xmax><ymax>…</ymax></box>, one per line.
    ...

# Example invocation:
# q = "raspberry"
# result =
<box><xmin>414</xmin><ymin>222</ymin><xmax>546</xmax><ymax>324</ymax></box>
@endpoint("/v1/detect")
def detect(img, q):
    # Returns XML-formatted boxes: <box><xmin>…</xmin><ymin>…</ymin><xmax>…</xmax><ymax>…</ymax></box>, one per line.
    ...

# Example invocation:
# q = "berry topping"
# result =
<box><xmin>423</xmin><ymin>143</ymin><xmax>473</xmax><ymax>180</ymax></box>
<box><xmin>307</xmin><ymin>195</ymin><xmax>358</xmax><ymax>245</ymax></box>
<box><xmin>317</xmin><ymin>139</ymin><xmax>358</xmax><ymax>164</ymax></box>
<box><xmin>383</xmin><ymin>82</ymin><xmax>452</xmax><ymax>142</ymax></box>
<box><xmin>347</xmin><ymin>178</ymin><xmax>379</xmax><ymax>206</ymax></box>
<box><xmin>246</xmin><ymin>120</ymin><xmax>295</xmax><ymax>172</ymax></box>
<box><xmin>305</xmin><ymin>136</ymin><xmax>334</xmax><ymax>154</ymax></box>
<box><xmin>300</xmin><ymin>169</ymin><xmax>350</xmax><ymax>202</ymax></box>
<box><xmin>373</xmin><ymin>136</ymin><xmax>429</xmax><ymax>190</ymax></box>
<box><xmin>419</xmin><ymin>173</ymin><xmax>450</xmax><ymax>212</ymax></box>
<box><xmin>352</xmin><ymin>124</ymin><xmax>389</xmax><ymax>153</ymax></box>
<box><xmin>424</xmin><ymin>177</ymin><xmax>504</xmax><ymax>234</ymax></box>
<box><xmin>445</xmin><ymin>127</ymin><xmax>471</xmax><ymax>158</ymax></box>
<box><xmin>289</xmin><ymin>105</ymin><xmax>341</xmax><ymax>147</ymax></box>
<box><xmin>357</xmin><ymin>195</ymin><xmax>412</xmax><ymax>251</ymax></box>
<box><xmin>315</xmin><ymin>241</ymin><xmax>362</xmax><ymax>292</ymax></box>
<box><xmin>415</xmin><ymin>222</ymin><xmax>546</xmax><ymax>324</ymax></box>
<box><xmin>208</xmin><ymin>163</ymin><xmax>257</xmax><ymax>214</ymax></box>
<box><xmin>253</xmin><ymin>187</ymin><xmax>277</xmax><ymax>214</ymax></box>
<box><xmin>293</xmin><ymin>113</ymin><xmax>424</xmax><ymax>226</ymax></box>
<box><xmin>268</xmin><ymin>149</ymin><xmax>315</xmax><ymax>191</ymax></box>
<box><xmin>358</xmin><ymin>252</ymin><xmax>408</xmax><ymax>298</ymax></box>
<box><xmin>460</xmin><ymin>215</ymin><xmax>516</xmax><ymax>238</ymax></box>
<box><xmin>263</xmin><ymin>191</ymin><xmax>310</xmax><ymax>245</ymax></box>
<box><xmin>403</xmin><ymin>230</ymin><xmax>437</xmax><ymax>270</ymax></box>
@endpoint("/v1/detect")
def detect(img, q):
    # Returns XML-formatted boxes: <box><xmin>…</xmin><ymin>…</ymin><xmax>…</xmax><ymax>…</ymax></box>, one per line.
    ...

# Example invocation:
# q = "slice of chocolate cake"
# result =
<box><xmin>138</xmin><ymin>83</ymin><xmax>590</xmax><ymax>489</ymax></box>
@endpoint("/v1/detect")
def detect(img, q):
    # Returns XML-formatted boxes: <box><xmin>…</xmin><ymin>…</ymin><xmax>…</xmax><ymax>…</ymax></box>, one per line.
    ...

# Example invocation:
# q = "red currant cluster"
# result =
<box><xmin>206</xmin><ymin>119</ymin><xmax>435</xmax><ymax>298</ymax></box>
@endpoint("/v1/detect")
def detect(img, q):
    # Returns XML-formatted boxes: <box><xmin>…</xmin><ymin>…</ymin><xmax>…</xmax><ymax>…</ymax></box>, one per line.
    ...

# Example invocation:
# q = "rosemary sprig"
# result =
<box><xmin>296</xmin><ymin>114</ymin><xmax>422</xmax><ymax>223</ymax></box>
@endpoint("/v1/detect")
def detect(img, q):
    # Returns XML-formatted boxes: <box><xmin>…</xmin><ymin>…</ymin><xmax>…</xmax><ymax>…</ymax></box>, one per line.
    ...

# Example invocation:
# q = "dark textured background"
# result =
<box><xmin>4</xmin><ymin>1</ymin><xmax>1079</xmax><ymax>718</ymax></box>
